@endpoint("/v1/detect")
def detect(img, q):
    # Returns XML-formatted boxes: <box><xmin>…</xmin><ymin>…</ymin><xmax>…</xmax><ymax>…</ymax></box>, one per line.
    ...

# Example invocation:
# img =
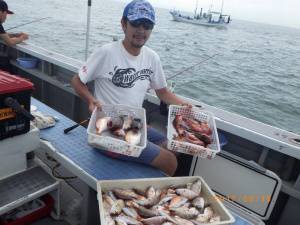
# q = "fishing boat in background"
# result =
<box><xmin>170</xmin><ymin>0</ymin><xmax>231</xmax><ymax>27</ymax></box>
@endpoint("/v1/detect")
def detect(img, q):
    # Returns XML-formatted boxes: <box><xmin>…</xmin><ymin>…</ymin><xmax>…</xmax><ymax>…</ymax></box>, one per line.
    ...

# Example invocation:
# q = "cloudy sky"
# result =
<box><xmin>122</xmin><ymin>0</ymin><xmax>300</xmax><ymax>29</ymax></box>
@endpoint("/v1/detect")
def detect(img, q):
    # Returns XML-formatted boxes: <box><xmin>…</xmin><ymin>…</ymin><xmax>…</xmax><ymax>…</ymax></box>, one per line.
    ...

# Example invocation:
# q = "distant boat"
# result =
<box><xmin>170</xmin><ymin>0</ymin><xmax>231</xmax><ymax>27</ymax></box>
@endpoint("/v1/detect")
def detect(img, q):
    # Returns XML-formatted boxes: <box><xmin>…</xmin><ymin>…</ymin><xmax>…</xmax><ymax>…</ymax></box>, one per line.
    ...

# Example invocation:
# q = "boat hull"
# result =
<box><xmin>170</xmin><ymin>11</ymin><xmax>228</xmax><ymax>27</ymax></box>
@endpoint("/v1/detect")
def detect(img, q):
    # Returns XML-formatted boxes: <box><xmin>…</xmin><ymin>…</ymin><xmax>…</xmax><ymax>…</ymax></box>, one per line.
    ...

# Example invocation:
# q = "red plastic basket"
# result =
<box><xmin>0</xmin><ymin>194</ymin><xmax>54</xmax><ymax>225</ymax></box>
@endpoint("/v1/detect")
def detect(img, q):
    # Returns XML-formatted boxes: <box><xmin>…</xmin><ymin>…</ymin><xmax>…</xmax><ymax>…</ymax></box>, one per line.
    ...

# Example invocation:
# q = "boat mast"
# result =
<box><xmin>220</xmin><ymin>0</ymin><xmax>224</xmax><ymax>15</ymax></box>
<box><xmin>85</xmin><ymin>0</ymin><xmax>92</xmax><ymax>60</ymax></box>
<box><xmin>194</xmin><ymin>0</ymin><xmax>199</xmax><ymax>18</ymax></box>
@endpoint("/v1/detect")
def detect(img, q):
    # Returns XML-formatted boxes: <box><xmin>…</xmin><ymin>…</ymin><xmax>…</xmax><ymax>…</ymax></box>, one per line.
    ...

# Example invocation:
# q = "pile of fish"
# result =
<box><xmin>95</xmin><ymin>115</ymin><xmax>142</xmax><ymax>145</ymax></box>
<box><xmin>172</xmin><ymin>114</ymin><xmax>212</xmax><ymax>147</ymax></box>
<box><xmin>102</xmin><ymin>179</ymin><xmax>221</xmax><ymax>225</ymax></box>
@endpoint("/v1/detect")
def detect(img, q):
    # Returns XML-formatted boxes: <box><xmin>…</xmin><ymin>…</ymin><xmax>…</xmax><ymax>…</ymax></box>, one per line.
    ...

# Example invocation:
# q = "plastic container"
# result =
<box><xmin>0</xmin><ymin>194</ymin><xmax>54</xmax><ymax>225</ymax></box>
<box><xmin>97</xmin><ymin>176</ymin><xmax>235</xmax><ymax>225</ymax></box>
<box><xmin>167</xmin><ymin>105</ymin><xmax>220</xmax><ymax>159</ymax></box>
<box><xmin>87</xmin><ymin>104</ymin><xmax>147</xmax><ymax>157</ymax></box>
<box><xmin>16</xmin><ymin>58</ymin><xmax>38</xmax><ymax>69</ymax></box>
<box><xmin>0</xmin><ymin>71</ymin><xmax>34</xmax><ymax>140</ymax></box>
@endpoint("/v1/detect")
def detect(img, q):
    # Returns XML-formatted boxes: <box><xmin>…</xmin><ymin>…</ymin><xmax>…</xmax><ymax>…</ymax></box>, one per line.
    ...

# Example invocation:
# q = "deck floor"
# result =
<box><xmin>32</xmin><ymin>217</ymin><xmax>70</xmax><ymax>225</ymax></box>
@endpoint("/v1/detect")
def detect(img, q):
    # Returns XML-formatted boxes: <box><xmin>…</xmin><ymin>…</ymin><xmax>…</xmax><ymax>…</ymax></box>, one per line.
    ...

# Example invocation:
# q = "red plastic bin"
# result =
<box><xmin>0</xmin><ymin>194</ymin><xmax>54</xmax><ymax>225</ymax></box>
<box><xmin>0</xmin><ymin>70</ymin><xmax>34</xmax><ymax>140</ymax></box>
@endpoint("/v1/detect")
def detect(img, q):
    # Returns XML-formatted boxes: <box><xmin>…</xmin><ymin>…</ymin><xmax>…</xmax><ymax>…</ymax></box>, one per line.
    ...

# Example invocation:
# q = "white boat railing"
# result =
<box><xmin>4</xmin><ymin>41</ymin><xmax>300</xmax><ymax>160</ymax></box>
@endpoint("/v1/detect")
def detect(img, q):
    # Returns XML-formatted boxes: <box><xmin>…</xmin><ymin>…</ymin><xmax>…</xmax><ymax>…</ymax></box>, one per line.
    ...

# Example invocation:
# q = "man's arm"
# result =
<box><xmin>0</xmin><ymin>32</ymin><xmax>28</xmax><ymax>46</ymax></box>
<box><xmin>8</xmin><ymin>32</ymin><xmax>26</xmax><ymax>38</ymax></box>
<box><xmin>155</xmin><ymin>87</ymin><xmax>189</xmax><ymax>106</ymax></box>
<box><xmin>71</xmin><ymin>75</ymin><xmax>101</xmax><ymax>113</ymax></box>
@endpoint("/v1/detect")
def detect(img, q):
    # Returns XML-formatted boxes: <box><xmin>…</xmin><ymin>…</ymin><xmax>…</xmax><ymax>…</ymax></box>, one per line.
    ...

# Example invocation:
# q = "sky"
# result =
<box><xmin>121</xmin><ymin>0</ymin><xmax>300</xmax><ymax>29</ymax></box>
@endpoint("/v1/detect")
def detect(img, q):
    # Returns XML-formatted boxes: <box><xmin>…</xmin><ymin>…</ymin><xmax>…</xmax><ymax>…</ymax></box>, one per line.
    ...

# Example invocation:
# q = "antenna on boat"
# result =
<box><xmin>6</xmin><ymin>17</ymin><xmax>51</xmax><ymax>31</ymax></box>
<box><xmin>194</xmin><ymin>0</ymin><xmax>199</xmax><ymax>18</ymax></box>
<box><xmin>85</xmin><ymin>0</ymin><xmax>92</xmax><ymax>60</ymax></box>
<box><xmin>220</xmin><ymin>0</ymin><xmax>224</xmax><ymax>15</ymax></box>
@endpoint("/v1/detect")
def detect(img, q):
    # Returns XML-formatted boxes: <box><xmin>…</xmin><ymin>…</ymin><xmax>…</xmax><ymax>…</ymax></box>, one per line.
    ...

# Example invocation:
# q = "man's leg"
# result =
<box><xmin>150</xmin><ymin>147</ymin><xmax>177</xmax><ymax>176</ymax></box>
<box><xmin>146</xmin><ymin>127</ymin><xmax>177</xmax><ymax>176</ymax></box>
<box><xmin>100</xmin><ymin>127</ymin><xmax>178</xmax><ymax>176</ymax></box>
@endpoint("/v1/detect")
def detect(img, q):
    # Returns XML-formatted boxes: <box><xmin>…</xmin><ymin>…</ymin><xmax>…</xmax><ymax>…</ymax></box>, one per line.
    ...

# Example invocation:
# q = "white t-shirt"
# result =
<box><xmin>78</xmin><ymin>40</ymin><xmax>167</xmax><ymax>107</ymax></box>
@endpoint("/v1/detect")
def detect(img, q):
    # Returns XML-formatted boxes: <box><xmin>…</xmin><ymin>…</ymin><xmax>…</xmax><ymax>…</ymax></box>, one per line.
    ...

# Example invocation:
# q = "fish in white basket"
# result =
<box><xmin>101</xmin><ymin>180</ymin><xmax>224</xmax><ymax>225</ymax></box>
<box><xmin>95</xmin><ymin>116</ymin><xmax>111</xmax><ymax>134</ymax></box>
<box><xmin>121</xmin><ymin>115</ymin><xmax>133</xmax><ymax>130</ymax></box>
<box><xmin>125</xmin><ymin>129</ymin><xmax>142</xmax><ymax>145</ymax></box>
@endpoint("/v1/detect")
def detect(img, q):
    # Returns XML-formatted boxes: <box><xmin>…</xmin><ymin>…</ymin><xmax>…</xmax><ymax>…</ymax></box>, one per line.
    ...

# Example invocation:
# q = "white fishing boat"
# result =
<box><xmin>0</xmin><ymin>1</ymin><xmax>299</xmax><ymax>225</ymax></box>
<box><xmin>170</xmin><ymin>0</ymin><xmax>231</xmax><ymax>27</ymax></box>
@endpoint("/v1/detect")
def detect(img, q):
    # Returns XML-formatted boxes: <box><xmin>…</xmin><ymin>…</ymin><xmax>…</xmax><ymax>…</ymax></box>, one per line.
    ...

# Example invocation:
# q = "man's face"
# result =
<box><xmin>0</xmin><ymin>11</ymin><xmax>7</xmax><ymax>23</ymax></box>
<box><xmin>122</xmin><ymin>19</ymin><xmax>154</xmax><ymax>49</ymax></box>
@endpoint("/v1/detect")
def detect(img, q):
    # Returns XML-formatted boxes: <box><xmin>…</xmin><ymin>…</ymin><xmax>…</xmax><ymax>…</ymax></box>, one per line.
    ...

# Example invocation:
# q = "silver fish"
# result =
<box><xmin>115</xmin><ymin>215</ymin><xmax>141</xmax><ymax>225</ymax></box>
<box><xmin>203</xmin><ymin>206</ymin><xmax>214</xmax><ymax>219</ymax></box>
<box><xmin>159</xmin><ymin>211</ymin><xmax>178</xmax><ymax>224</ymax></box>
<box><xmin>137</xmin><ymin>205</ymin><xmax>160</xmax><ymax>218</ymax></box>
<box><xmin>158</xmin><ymin>195</ymin><xmax>174</xmax><ymax>205</ymax></box>
<box><xmin>146</xmin><ymin>186</ymin><xmax>156</xmax><ymax>199</ymax></box>
<box><xmin>174</xmin><ymin>216</ymin><xmax>194</xmax><ymax>225</ymax></box>
<box><xmin>125</xmin><ymin>200</ymin><xmax>140</xmax><ymax>208</ymax></box>
<box><xmin>96</xmin><ymin>116</ymin><xmax>111</xmax><ymax>134</ymax></box>
<box><xmin>151</xmin><ymin>205</ymin><xmax>170</xmax><ymax>215</ymax></box>
<box><xmin>191</xmin><ymin>219</ymin><xmax>206</xmax><ymax>225</ymax></box>
<box><xmin>170</xmin><ymin>207</ymin><xmax>199</xmax><ymax>219</ymax></box>
<box><xmin>195</xmin><ymin>213</ymin><xmax>209</xmax><ymax>223</ymax></box>
<box><xmin>115</xmin><ymin>220</ymin><xmax>126</xmax><ymax>225</ymax></box>
<box><xmin>113</xmin><ymin>189</ymin><xmax>140</xmax><ymax>200</ymax></box>
<box><xmin>192</xmin><ymin>197</ymin><xmax>205</xmax><ymax>210</ymax></box>
<box><xmin>209</xmin><ymin>215</ymin><xmax>221</xmax><ymax>223</ymax></box>
<box><xmin>102</xmin><ymin>197</ymin><xmax>116</xmax><ymax>225</ymax></box>
<box><xmin>133</xmin><ymin>188</ymin><xmax>146</xmax><ymax>196</ymax></box>
<box><xmin>182</xmin><ymin>202</ymin><xmax>192</xmax><ymax>208</ymax></box>
<box><xmin>186</xmin><ymin>182</ymin><xmax>193</xmax><ymax>190</ymax></box>
<box><xmin>125</xmin><ymin>129</ymin><xmax>141</xmax><ymax>145</ymax></box>
<box><xmin>108</xmin><ymin>191</ymin><xmax>118</xmax><ymax>201</ymax></box>
<box><xmin>110</xmin><ymin>199</ymin><xmax>125</xmax><ymax>215</ymax></box>
<box><xmin>132</xmin><ymin>118</ymin><xmax>142</xmax><ymax>129</ymax></box>
<box><xmin>169</xmin><ymin>184</ymin><xmax>187</xmax><ymax>189</ymax></box>
<box><xmin>121</xmin><ymin>115</ymin><xmax>133</xmax><ymax>130</ymax></box>
<box><xmin>122</xmin><ymin>207</ymin><xmax>139</xmax><ymax>219</ymax></box>
<box><xmin>103</xmin><ymin>195</ymin><xmax>115</xmax><ymax>206</ymax></box>
<box><xmin>141</xmin><ymin>216</ymin><xmax>167</xmax><ymax>225</ymax></box>
<box><xmin>169</xmin><ymin>196</ymin><xmax>189</xmax><ymax>208</ymax></box>
<box><xmin>191</xmin><ymin>180</ymin><xmax>202</xmax><ymax>195</ymax></box>
<box><xmin>135</xmin><ymin>189</ymin><xmax>161</xmax><ymax>207</ymax></box>
<box><xmin>167</xmin><ymin>188</ymin><xmax>176</xmax><ymax>195</ymax></box>
<box><xmin>175</xmin><ymin>188</ymin><xmax>198</xmax><ymax>200</ymax></box>
<box><xmin>105</xmin><ymin>214</ymin><xmax>116</xmax><ymax>225</ymax></box>
<box><xmin>112</xmin><ymin>127</ymin><xmax>126</xmax><ymax>137</ymax></box>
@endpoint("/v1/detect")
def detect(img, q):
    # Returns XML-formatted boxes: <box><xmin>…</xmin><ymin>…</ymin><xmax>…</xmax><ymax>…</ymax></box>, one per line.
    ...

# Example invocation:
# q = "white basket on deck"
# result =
<box><xmin>87</xmin><ymin>104</ymin><xmax>147</xmax><ymax>157</ymax></box>
<box><xmin>97</xmin><ymin>176</ymin><xmax>235</xmax><ymax>225</ymax></box>
<box><xmin>167</xmin><ymin>105</ymin><xmax>220</xmax><ymax>159</ymax></box>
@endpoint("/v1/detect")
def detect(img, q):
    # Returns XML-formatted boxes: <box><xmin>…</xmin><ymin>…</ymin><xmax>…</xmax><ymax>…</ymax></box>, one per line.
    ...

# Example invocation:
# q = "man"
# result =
<box><xmin>0</xmin><ymin>0</ymin><xmax>28</xmax><ymax>46</ymax></box>
<box><xmin>72</xmin><ymin>0</ymin><xmax>190</xmax><ymax>176</ymax></box>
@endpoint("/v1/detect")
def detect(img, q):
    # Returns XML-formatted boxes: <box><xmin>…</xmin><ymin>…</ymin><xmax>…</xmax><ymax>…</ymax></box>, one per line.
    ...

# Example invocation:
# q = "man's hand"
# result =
<box><xmin>19</xmin><ymin>33</ymin><xmax>29</xmax><ymax>41</ymax></box>
<box><xmin>88</xmin><ymin>99</ymin><xmax>101</xmax><ymax>113</ymax></box>
<box><xmin>181</xmin><ymin>102</ymin><xmax>193</xmax><ymax>108</ymax></box>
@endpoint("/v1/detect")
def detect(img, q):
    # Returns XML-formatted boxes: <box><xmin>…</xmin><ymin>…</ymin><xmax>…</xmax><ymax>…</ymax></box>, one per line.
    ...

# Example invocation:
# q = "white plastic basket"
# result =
<box><xmin>97</xmin><ymin>176</ymin><xmax>235</xmax><ymax>225</ymax></box>
<box><xmin>167</xmin><ymin>105</ymin><xmax>220</xmax><ymax>158</ymax></box>
<box><xmin>87</xmin><ymin>104</ymin><xmax>147</xmax><ymax>157</ymax></box>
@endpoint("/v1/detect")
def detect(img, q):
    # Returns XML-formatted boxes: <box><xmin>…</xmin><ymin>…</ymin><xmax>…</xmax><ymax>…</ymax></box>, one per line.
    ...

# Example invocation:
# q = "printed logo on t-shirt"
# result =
<box><xmin>82</xmin><ymin>66</ymin><xmax>87</xmax><ymax>75</ymax></box>
<box><xmin>110</xmin><ymin>67</ymin><xmax>153</xmax><ymax>88</ymax></box>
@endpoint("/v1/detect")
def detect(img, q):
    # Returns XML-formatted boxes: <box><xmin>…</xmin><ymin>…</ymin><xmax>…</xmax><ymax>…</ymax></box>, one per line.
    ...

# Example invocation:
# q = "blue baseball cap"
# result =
<box><xmin>123</xmin><ymin>0</ymin><xmax>155</xmax><ymax>24</ymax></box>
